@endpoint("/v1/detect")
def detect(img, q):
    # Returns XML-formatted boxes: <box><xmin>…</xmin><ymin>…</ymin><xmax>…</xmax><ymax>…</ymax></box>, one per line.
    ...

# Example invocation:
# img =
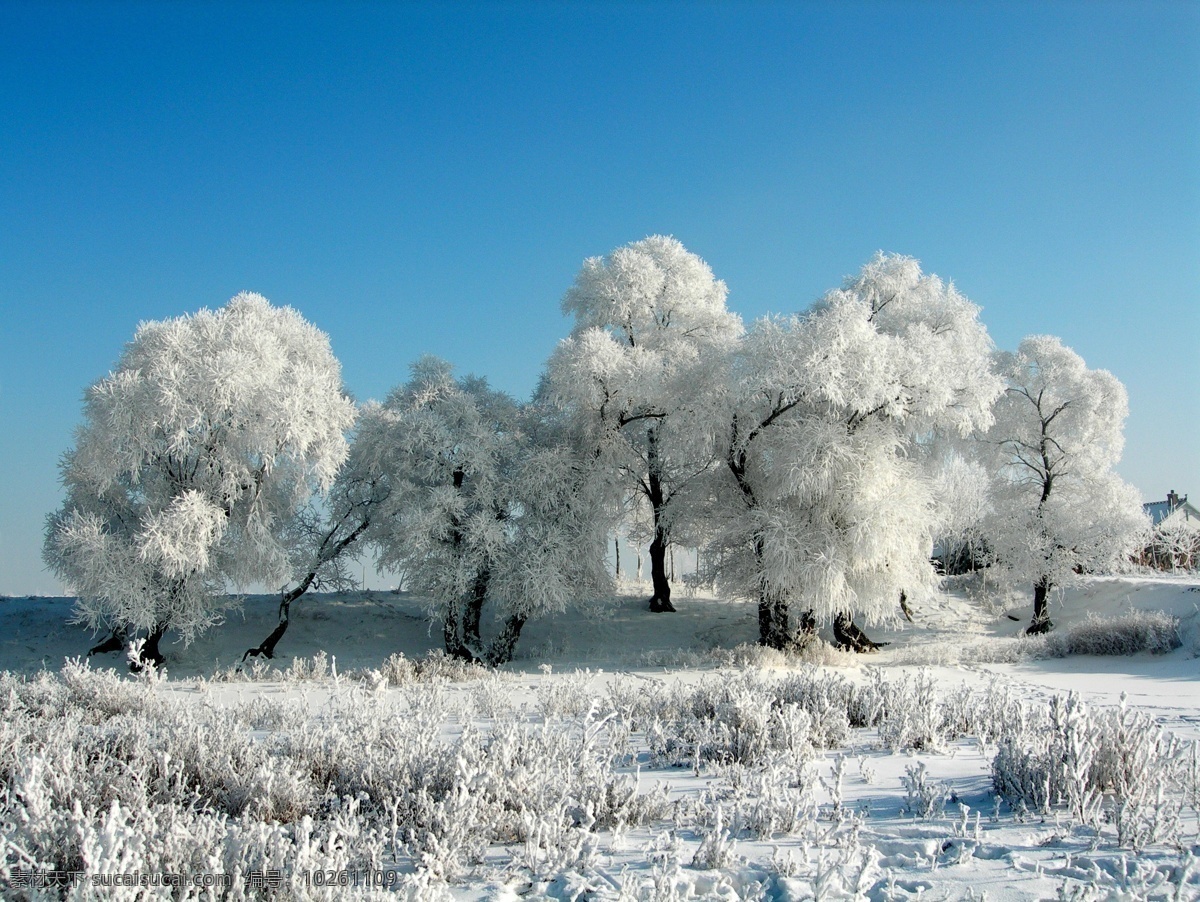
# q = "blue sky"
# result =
<box><xmin>1</xmin><ymin>1</ymin><xmax>1197</xmax><ymax>595</ymax></box>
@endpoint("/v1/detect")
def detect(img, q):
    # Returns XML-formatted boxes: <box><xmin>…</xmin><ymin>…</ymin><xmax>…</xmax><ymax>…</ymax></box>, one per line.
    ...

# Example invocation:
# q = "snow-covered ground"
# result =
<box><xmin>1</xmin><ymin>574</ymin><xmax>1198</xmax><ymax>900</ymax></box>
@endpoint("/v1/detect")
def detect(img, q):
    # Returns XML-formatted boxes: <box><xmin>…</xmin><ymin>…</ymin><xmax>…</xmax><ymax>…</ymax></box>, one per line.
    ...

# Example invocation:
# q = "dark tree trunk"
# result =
<box><xmin>440</xmin><ymin>465</ymin><xmax>479</xmax><ymax>661</ymax></box>
<box><xmin>486</xmin><ymin>614</ymin><xmax>527</xmax><ymax>666</ymax></box>
<box><xmin>899</xmin><ymin>591</ymin><xmax>914</xmax><ymax>623</ymax></box>
<box><xmin>755</xmin><ymin>539</ymin><xmax>790</xmax><ymax>648</ymax></box>
<box><xmin>1028</xmin><ymin>577</ymin><xmax>1053</xmax><ymax>634</ymax></box>
<box><xmin>88</xmin><ymin>627</ymin><xmax>128</xmax><ymax>658</ymax></box>
<box><xmin>463</xmin><ymin>570</ymin><xmax>489</xmax><ymax>653</ymax></box>
<box><xmin>645</xmin><ymin>425</ymin><xmax>676</xmax><ymax>612</ymax></box>
<box><xmin>1027</xmin><ymin>455</ymin><xmax>1057</xmax><ymax>635</ymax></box>
<box><xmin>757</xmin><ymin>588</ymin><xmax>791</xmax><ymax>649</ymax></box>
<box><xmin>131</xmin><ymin>622</ymin><xmax>168</xmax><ymax>671</ymax></box>
<box><xmin>243</xmin><ymin>592</ymin><xmax>300</xmax><ymax>663</ymax></box>
<box><xmin>833</xmin><ymin>612</ymin><xmax>889</xmax><ymax>653</ymax></box>
<box><xmin>240</xmin><ymin>499</ymin><xmax>374</xmax><ymax>664</ymax></box>
<box><xmin>647</xmin><ymin>532</ymin><xmax>675</xmax><ymax>612</ymax></box>
<box><xmin>243</xmin><ymin>617</ymin><xmax>290</xmax><ymax>663</ymax></box>
<box><xmin>442</xmin><ymin>597</ymin><xmax>476</xmax><ymax>661</ymax></box>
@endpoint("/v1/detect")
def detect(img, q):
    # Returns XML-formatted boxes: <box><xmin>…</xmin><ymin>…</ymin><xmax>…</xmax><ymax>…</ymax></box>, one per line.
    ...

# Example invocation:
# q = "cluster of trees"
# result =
<box><xmin>44</xmin><ymin>242</ymin><xmax>1150</xmax><ymax>667</ymax></box>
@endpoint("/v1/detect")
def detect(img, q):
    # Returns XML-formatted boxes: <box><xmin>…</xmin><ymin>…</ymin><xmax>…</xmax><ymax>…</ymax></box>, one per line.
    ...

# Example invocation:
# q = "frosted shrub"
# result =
<box><xmin>642</xmin><ymin>673</ymin><xmax>822</xmax><ymax>768</ymax></box>
<box><xmin>342</xmin><ymin>650</ymin><xmax>491</xmax><ymax>687</ymax></box>
<box><xmin>691</xmin><ymin>805</ymin><xmax>740</xmax><ymax>870</ymax></box>
<box><xmin>872</xmin><ymin>668</ymin><xmax>948</xmax><ymax>752</ymax></box>
<box><xmin>5</xmin><ymin>658</ymin><xmax>1196</xmax><ymax>896</ymax></box>
<box><xmin>963</xmin><ymin>677</ymin><xmax>1028</xmax><ymax>748</ymax></box>
<box><xmin>993</xmin><ymin>693</ymin><xmax>1108</xmax><ymax>817</ymax></box>
<box><xmin>901</xmin><ymin>762</ymin><xmax>950</xmax><ymax>819</ymax></box>
<box><xmin>1</xmin><ymin>663</ymin><xmax>686</xmax><ymax>893</ymax></box>
<box><xmin>627</xmin><ymin>665</ymin><xmax>1005</xmax><ymax>769</ymax></box>
<box><xmin>711</xmin><ymin>640</ymin><xmax>858</xmax><ymax>670</ymax></box>
<box><xmin>772</xmin><ymin>668</ymin><xmax>857</xmax><ymax>748</ymax></box>
<box><xmin>470</xmin><ymin>670</ymin><xmax>516</xmax><ymax>718</ymax></box>
<box><xmin>1045</xmin><ymin>611</ymin><xmax>1182</xmax><ymax>657</ymax></box>
<box><xmin>991</xmin><ymin>692</ymin><xmax>1188</xmax><ymax>848</ymax></box>
<box><xmin>537</xmin><ymin>669</ymin><xmax>602</xmax><ymax>719</ymax></box>
<box><xmin>377</xmin><ymin>650</ymin><xmax>419</xmax><ymax>685</ymax></box>
<box><xmin>287</xmin><ymin>650</ymin><xmax>330</xmax><ymax>681</ymax></box>
<box><xmin>1092</xmin><ymin>697</ymin><xmax>1184</xmax><ymax>850</ymax></box>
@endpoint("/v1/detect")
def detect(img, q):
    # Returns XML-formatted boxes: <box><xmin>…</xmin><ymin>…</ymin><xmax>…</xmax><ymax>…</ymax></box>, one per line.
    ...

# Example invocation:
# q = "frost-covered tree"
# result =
<box><xmin>361</xmin><ymin>358</ymin><xmax>612</xmax><ymax>664</ymax></box>
<box><xmin>44</xmin><ymin>293</ymin><xmax>356</xmax><ymax>665</ymax></box>
<box><xmin>241</xmin><ymin>420</ymin><xmax>391</xmax><ymax>663</ymax></box>
<box><xmin>709</xmin><ymin>254</ymin><xmax>1002</xmax><ymax>649</ymax></box>
<box><xmin>928</xmin><ymin>451</ymin><xmax>992</xmax><ymax>575</ymax></box>
<box><xmin>546</xmin><ymin>236</ymin><xmax>742</xmax><ymax>612</ymax></box>
<box><xmin>981</xmin><ymin>336</ymin><xmax>1148</xmax><ymax>633</ymax></box>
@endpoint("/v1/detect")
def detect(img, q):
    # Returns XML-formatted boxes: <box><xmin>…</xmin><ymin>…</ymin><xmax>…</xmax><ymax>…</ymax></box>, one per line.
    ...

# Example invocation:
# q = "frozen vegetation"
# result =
<box><xmin>1</xmin><ymin>576</ymin><xmax>1198</xmax><ymax>900</ymax></box>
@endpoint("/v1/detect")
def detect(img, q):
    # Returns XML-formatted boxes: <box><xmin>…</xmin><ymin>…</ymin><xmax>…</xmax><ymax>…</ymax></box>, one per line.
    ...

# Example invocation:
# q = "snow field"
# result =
<box><xmin>2</xmin><ymin>575</ymin><xmax>1198</xmax><ymax>899</ymax></box>
<box><xmin>2</xmin><ymin>651</ymin><xmax>1198</xmax><ymax>901</ymax></box>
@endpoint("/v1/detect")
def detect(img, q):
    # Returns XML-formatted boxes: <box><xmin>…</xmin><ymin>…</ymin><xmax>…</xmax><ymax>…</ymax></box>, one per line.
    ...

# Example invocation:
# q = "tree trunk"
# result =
<box><xmin>757</xmin><ymin>588</ymin><xmax>791</xmax><ymax>649</ymax></box>
<box><xmin>833</xmin><ymin>612</ymin><xmax>888</xmax><ymax>653</ymax></box>
<box><xmin>243</xmin><ymin>617</ymin><xmax>290</xmax><ymax>663</ymax></box>
<box><xmin>647</xmin><ymin>532</ymin><xmax>675</xmax><ymax>612</ymax></box>
<box><xmin>645</xmin><ymin>425</ymin><xmax>676</xmax><ymax>612</ymax></box>
<box><xmin>1028</xmin><ymin>577</ymin><xmax>1053</xmax><ymax>634</ymax></box>
<box><xmin>88</xmin><ymin>626</ymin><xmax>127</xmax><ymax>658</ymax></box>
<box><xmin>240</xmin><ymin>504</ymin><xmax>373</xmax><ymax>664</ymax></box>
<box><xmin>615</xmin><ymin>536</ymin><xmax>621</xmax><ymax>579</ymax></box>
<box><xmin>243</xmin><ymin>592</ymin><xmax>300</xmax><ymax>663</ymax></box>
<box><xmin>443</xmin><ymin>597</ymin><xmax>475</xmax><ymax>661</ymax></box>
<box><xmin>131</xmin><ymin>622</ymin><xmax>168</xmax><ymax>671</ymax></box>
<box><xmin>754</xmin><ymin>538</ymin><xmax>790</xmax><ymax>648</ymax></box>
<box><xmin>899</xmin><ymin>591</ymin><xmax>914</xmax><ymax>623</ymax></box>
<box><xmin>486</xmin><ymin>614</ymin><xmax>527</xmax><ymax>666</ymax></box>
<box><xmin>463</xmin><ymin>569</ymin><xmax>489</xmax><ymax>653</ymax></box>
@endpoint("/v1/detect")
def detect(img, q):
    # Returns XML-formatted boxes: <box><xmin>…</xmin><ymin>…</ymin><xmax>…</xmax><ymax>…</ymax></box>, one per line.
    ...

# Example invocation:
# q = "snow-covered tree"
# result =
<box><xmin>709</xmin><ymin>254</ymin><xmax>1002</xmax><ymax>649</ymax></box>
<box><xmin>928</xmin><ymin>451</ymin><xmax>992</xmax><ymax>575</ymax></box>
<box><xmin>545</xmin><ymin>236</ymin><xmax>742</xmax><ymax>612</ymax></box>
<box><xmin>361</xmin><ymin>358</ymin><xmax>612</xmax><ymax>664</ymax></box>
<box><xmin>1143</xmin><ymin>519</ymin><xmax>1200</xmax><ymax>572</ymax></box>
<box><xmin>241</xmin><ymin>419</ymin><xmax>391</xmax><ymax>663</ymax></box>
<box><xmin>44</xmin><ymin>293</ymin><xmax>356</xmax><ymax>665</ymax></box>
<box><xmin>981</xmin><ymin>335</ymin><xmax>1148</xmax><ymax>632</ymax></box>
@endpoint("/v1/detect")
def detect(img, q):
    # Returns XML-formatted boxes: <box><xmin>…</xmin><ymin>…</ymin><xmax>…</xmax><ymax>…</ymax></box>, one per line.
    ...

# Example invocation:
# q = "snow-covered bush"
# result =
<box><xmin>901</xmin><ymin>762</ymin><xmax>950</xmax><ymax>819</ymax></box>
<box><xmin>1044</xmin><ymin>610</ymin><xmax>1182</xmax><ymax>657</ymax></box>
<box><xmin>991</xmin><ymin>692</ymin><xmax>1189</xmax><ymax>848</ymax></box>
<box><xmin>3</xmin><ymin>658</ymin><xmax>1196</xmax><ymax>897</ymax></box>
<box><xmin>633</xmin><ymin>674</ymin><xmax>821</xmax><ymax>769</ymax></box>
<box><xmin>868</xmin><ymin>668</ymin><xmax>957</xmax><ymax>752</ymax></box>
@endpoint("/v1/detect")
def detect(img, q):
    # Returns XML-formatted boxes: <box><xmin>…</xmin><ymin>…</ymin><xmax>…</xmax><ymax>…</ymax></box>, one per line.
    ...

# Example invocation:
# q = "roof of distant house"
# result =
<box><xmin>1144</xmin><ymin>491</ymin><xmax>1199</xmax><ymax>527</ymax></box>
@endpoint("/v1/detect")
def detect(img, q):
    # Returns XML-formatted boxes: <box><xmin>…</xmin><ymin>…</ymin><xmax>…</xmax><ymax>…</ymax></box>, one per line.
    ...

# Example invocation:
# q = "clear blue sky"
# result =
<box><xmin>2</xmin><ymin>1</ymin><xmax>1197</xmax><ymax>595</ymax></box>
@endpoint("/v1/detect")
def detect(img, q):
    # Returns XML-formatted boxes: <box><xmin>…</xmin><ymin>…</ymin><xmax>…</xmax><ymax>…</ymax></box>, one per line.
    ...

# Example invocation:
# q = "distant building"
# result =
<box><xmin>1141</xmin><ymin>490</ymin><xmax>1199</xmax><ymax>570</ymax></box>
<box><xmin>1144</xmin><ymin>490</ymin><xmax>1200</xmax><ymax>531</ymax></box>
